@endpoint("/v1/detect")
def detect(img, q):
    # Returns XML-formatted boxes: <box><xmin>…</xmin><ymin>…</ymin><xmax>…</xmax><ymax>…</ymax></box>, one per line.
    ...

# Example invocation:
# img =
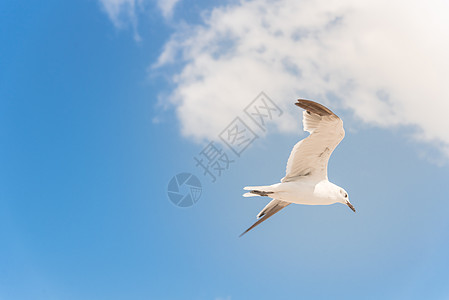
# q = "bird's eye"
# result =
<box><xmin>345</xmin><ymin>194</ymin><xmax>348</xmax><ymax>198</ymax></box>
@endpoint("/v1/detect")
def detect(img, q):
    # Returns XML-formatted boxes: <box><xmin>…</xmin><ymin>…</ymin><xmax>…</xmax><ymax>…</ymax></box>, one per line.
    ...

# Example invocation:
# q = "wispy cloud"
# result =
<box><xmin>215</xmin><ymin>297</ymin><xmax>231</xmax><ymax>300</ymax></box>
<box><xmin>98</xmin><ymin>0</ymin><xmax>142</xmax><ymax>40</ymax></box>
<box><xmin>157</xmin><ymin>0</ymin><xmax>181</xmax><ymax>19</ymax></box>
<box><xmin>98</xmin><ymin>0</ymin><xmax>181</xmax><ymax>39</ymax></box>
<box><xmin>155</xmin><ymin>0</ymin><xmax>449</xmax><ymax>160</ymax></box>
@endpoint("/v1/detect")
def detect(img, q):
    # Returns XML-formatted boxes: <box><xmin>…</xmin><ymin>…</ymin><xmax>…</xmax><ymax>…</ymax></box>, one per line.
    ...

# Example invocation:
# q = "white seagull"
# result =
<box><xmin>240</xmin><ymin>99</ymin><xmax>354</xmax><ymax>236</ymax></box>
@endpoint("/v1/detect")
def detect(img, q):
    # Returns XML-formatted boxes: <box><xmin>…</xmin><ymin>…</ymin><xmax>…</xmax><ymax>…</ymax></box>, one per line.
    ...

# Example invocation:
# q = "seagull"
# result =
<box><xmin>240</xmin><ymin>99</ymin><xmax>354</xmax><ymax>237</ymax></box>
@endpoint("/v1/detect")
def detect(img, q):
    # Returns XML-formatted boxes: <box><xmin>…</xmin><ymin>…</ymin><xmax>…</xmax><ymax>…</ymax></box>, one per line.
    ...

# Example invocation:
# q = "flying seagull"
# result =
<box><xmin>240</xmin><ymin>99</ymin><xmax>354</xmax><ymax>237</ymax></box>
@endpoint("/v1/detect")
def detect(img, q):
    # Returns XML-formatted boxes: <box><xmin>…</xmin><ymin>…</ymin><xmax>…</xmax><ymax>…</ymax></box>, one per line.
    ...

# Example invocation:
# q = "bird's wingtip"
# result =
<box><xmin>294</xmin><ymin>98</ymin><xmax>335</xmax><ymax>116</ymax></box>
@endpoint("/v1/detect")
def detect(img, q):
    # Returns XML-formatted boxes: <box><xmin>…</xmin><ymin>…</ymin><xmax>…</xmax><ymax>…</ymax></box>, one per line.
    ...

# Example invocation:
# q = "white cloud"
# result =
<box><xmin>155</xmin><ymin>0</ymin><xmax>449</xmax><ymax>159</ymax></box>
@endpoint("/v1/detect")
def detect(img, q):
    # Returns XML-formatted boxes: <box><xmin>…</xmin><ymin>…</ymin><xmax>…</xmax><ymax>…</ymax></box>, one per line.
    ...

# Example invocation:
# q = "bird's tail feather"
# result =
<box><xmin>243</xmin><ymin>192</ymin><xmax>257</xmax><ymax>197</ymax></box>
<box><xmin>243</xmin><ymin>185</ymin><xmax>273</xmax><ymax>191</ymax></box>
<box><xmin>242</xmin><ymin>185</ymin><xmax>275</xmax><ymax>197</ymax></box>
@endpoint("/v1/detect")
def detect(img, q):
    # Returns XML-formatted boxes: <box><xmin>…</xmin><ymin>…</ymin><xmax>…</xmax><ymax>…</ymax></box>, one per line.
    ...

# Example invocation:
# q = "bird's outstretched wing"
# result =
<box><xmin>240</xmin><ymin>200</ymin><xmax>290</xmax><ymax>237</ymax></box>
<box><xmin>282</xmin><ymin>99</ymin><xmax>345</xmax><ymax>182</ymax></box>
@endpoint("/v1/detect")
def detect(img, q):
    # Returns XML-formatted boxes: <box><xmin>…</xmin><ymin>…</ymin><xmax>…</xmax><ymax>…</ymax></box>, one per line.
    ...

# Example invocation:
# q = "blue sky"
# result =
<box><xmin>1</xmin><ymin>0</ymin><xmax>449</xmax><ymax>299</ymax></box>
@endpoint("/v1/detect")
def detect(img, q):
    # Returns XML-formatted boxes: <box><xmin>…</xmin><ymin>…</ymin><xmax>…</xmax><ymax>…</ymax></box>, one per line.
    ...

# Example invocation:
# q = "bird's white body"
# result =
<box><xmin>244</xmin><ymin>179</ymin><xmax>341</xmax><ymax>206</ymax></box>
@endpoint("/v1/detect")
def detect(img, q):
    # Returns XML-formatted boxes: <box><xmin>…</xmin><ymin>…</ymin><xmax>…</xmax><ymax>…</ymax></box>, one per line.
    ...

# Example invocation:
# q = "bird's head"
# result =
<box><xmin>339</xmin><ymin>188</ymin><xmax>355</xmax><ymax>212</ymax></box>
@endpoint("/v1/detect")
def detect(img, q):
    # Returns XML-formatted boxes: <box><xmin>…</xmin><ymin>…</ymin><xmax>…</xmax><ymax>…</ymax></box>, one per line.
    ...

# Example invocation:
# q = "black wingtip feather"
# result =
<box><xmin>295</xmin><ymin>99</ymin><xmax>335</xmax><ymax>116</ymax></box>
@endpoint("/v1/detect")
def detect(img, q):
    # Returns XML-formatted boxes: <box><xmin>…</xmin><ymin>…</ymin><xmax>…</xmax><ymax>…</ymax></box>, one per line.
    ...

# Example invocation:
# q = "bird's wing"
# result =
<box><xmin>282</xmin><ymin>99</ymin><xmax>345</xmax><ymax>182</ymax></box>
<box><xmin>240</xmin><ymin>200</ymin><xmax>290</xmax><ymax>237</ymax></box>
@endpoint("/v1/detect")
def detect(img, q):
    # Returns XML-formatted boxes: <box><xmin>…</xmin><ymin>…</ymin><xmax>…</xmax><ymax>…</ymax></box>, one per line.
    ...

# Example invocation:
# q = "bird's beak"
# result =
<box><xmin>345</xmin><ymin>200</ymin><xmax>356</xmax><ymax>212</ymax></box>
